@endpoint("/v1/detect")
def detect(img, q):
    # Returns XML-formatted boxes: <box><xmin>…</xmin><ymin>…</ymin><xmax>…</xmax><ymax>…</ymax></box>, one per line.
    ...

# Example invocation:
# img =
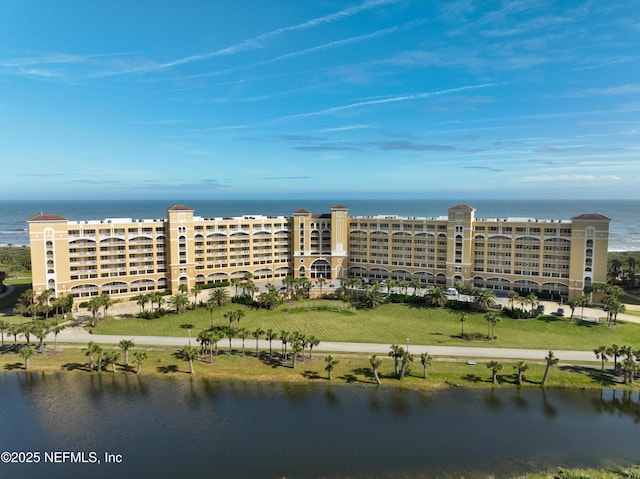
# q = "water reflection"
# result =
<box><xmin>2</xmin><ymin>373</ymin><xmax>640</xmax><ymax>479</ymax></box>
<box><xmin>595</xmin><ymin>389</ymin><xmax>640</xmax><ymax>423</ymax></box>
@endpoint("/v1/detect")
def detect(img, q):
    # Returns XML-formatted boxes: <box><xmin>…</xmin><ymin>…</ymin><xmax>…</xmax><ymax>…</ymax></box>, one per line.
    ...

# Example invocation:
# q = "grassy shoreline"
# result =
<box><xmin>0</xmin><ymin>343</ymin><xmax>633</xmax><ymax>391</ymax></box>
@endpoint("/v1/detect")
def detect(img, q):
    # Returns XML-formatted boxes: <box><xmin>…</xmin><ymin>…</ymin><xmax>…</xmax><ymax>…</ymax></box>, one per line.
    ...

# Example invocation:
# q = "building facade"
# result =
<box><xmin>28</xmin><ymin>204</ymin><xmax>610</xmax><ymax>301</ymax></box>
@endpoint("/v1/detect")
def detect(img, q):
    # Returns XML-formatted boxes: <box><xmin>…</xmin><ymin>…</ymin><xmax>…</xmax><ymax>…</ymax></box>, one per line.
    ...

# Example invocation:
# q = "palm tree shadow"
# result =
<box><xmin>260</xmin><ymin>356</ymin><xmax>284</xmax><ymax>369</ymax></box>
<box><xmin>560</xmin><ymin>365</ymin><xmax>619</xmax><ymax>386</ymax></box>
<box><xmin>301</xmin><ymin>370</ymin><xmax>322</xmax><ymax>380</ymax></box>
<box><xmin>61</xmin><ymin>362</ymin><xmax>86</xmax><ymax>371</ymax></box>
<box><xmin>338</xmin><ymin>373</ymin><xmax>360</xmax><ymax>383</ymax></box>
<box><xmin>157</xmin><ymin>364</ymin><xmax>180</xmax><ymax>374</ymax></box>
<box><xmin>462</xmin><ymin>373</ymin><xmax>482</xmax><ymax>383</ymax></box>
<box><xmin>4</xmin><ymin>362</ymin><xmax>22</xmax><ymax>370</ymax></box>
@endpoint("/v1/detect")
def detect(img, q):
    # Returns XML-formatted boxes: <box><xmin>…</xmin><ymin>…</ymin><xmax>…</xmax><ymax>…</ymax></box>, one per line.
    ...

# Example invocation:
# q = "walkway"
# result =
<box><xmin>48</xmin><ymin>327</ymin><xmax>598</xmax><ymax>362</ymax></box>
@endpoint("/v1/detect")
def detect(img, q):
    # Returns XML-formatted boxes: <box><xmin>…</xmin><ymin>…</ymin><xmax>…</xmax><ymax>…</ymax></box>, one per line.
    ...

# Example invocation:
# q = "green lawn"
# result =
<box><xmin>0</xmin><ymin>345</ymin><xmax>622</xmax><ymax>391</ymax></box>
<box><xmin>93</xmin><ymin>300</ymin><xmax>640</xmax><ymax>352</ymax></box>
<box><xmin>0</xmin><ymin>274</ymin><xmax>31</xmax><ymax>312</ymax></box>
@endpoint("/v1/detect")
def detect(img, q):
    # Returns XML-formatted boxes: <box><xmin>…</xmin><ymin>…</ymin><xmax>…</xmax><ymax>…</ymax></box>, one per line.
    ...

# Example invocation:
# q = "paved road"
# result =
<box><xmin>48</xmin><ymin>327</ymin><xmax>598</xmax><ymax>362</ymax></box>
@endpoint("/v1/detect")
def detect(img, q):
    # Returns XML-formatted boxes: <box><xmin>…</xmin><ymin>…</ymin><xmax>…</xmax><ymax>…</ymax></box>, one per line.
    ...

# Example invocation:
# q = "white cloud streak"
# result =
<box><xmin>280</xmin><ymin>83</ymin><xmax>499</xmax><ymax>120</ymax></box>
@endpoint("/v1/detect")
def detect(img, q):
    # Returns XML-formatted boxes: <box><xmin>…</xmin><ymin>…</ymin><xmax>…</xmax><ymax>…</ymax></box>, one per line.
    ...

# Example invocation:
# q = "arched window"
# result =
<box><xmin>310</xmin><ymin>259</ymin><xmax>331</xmax><ymax>279</ymax></box>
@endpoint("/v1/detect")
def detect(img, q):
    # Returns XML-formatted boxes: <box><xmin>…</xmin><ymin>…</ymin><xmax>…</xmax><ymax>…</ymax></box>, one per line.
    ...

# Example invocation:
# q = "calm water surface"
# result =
<box><xmin>1</xmin><ymin>372</ymin><xmax>640</xmax><ymax>478</ymax></box>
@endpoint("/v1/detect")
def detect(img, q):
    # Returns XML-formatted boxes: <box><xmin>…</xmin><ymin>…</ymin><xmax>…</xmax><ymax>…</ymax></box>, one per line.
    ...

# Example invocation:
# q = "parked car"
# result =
<box><xmin>556</xmin><ymin>308</ymin><xmax>565</xmax><ymax>317</ymax></box>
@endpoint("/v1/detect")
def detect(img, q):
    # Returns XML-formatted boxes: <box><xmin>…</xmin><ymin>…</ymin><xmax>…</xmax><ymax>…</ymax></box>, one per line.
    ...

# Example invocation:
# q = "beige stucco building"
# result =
<box><xmin>28</xmin><ymin>203</ymin><xmax>610</xmax><ymax>301</ymax></box>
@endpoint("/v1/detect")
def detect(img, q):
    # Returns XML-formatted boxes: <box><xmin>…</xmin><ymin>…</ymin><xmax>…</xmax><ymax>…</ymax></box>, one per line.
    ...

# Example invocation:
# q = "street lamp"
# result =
<box><xmin>406</xmin><ymin>337</ymin><xmax>409</xmax><ymax>353</ymax></box>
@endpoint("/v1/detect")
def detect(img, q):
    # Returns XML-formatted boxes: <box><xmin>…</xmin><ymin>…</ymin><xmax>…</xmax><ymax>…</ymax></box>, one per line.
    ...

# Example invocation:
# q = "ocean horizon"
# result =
<box><xmin>1</xmin><ymin>198</ymin><xmax>638</xmax><ymax>251</ymax></box>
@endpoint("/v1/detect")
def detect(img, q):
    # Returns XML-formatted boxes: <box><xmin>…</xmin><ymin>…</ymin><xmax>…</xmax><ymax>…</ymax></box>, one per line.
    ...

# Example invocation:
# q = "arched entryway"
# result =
<box><xmin>310</xmin><ymin>259</ymin><xmax>332</xmax><ymax>279</ymax></box>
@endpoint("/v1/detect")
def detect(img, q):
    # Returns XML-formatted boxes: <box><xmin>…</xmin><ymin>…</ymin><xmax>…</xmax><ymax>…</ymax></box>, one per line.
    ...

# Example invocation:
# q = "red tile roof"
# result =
<box><xmin>331</xmin><ymin>203</ymin><xmax>348</xmax><ymax>210</ymax></box>
<box><xmin>571</xmin><ymin>213</ymin><xmax>611</xmax><ymax>221</ymax></box>
<box><xmin>166</xmin><ymin>205</ymin><xmax>194</xmax><ymax>211</ymax></box>
<box><xmin>293</xmin><ymin>208</ymin><xmax>311</xmax><ymax>214</ymax></box>
<box><xmin>447</xmin><ymin>204</ymin><xmax>476</xmax><ymax>211</ymax></box>
<box><xmin>27</xmin><ymin>214</ymin><xmax>68</xmax><ymax>222</ymax></box>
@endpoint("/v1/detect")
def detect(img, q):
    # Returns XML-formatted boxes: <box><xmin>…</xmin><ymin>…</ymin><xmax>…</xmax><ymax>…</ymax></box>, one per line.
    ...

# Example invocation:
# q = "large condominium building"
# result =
<box><xmin>28</xmin><ymin>204</ymin><xmax>610</xmax><ymax>302</ymax></box>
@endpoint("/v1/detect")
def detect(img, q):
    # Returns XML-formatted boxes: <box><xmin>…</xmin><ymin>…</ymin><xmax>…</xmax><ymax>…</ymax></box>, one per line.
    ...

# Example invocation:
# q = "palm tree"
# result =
<box><xmin>389</xmin><ymin>344</ymin><xmax>403</xmax><ymax>376</ymax></box>
<box><xmin>485</xmin><ymin>311</ymin><xmax>501</xmax><ymax>340</ymax></box>
<box><xmin>8</xmin><ymin>324</ymin><xmax>21</xmax><ymax>346</ymax></box>
<box><xmin>527</xmin><ymin>294</ymin><xmax>539</xmax><ymax>316</ymax></box>
<box><xmin>252</xmin><ymin>327</ymin><xmax>264</xmax><ymax>356</ymax></box>
<box><xmin>324</xmin><ymin>355</ymin><xmax>339</xmax><ymax>380</ymax></box>
<box><xmin>191</xmin><ymin>283</ymin><xmax>203</xmax><ymax>307</ymax></box>
<box><xmin>20</xmin><ymin>322</ymin><xmax>33</xmax><ymax>346</ymax></box>
<box><xmin>257</xmin><ymin>289</ymin><xmax>281</xmax><ymax>310</ymax></box>
<box><xmin>361</xmin><ymin>285</ymin><xmax>383</xmax><ymax>309</ymax></box>
<box><xmin>411</xmin><ymin>278</ymin><xmax>421</xmax><ymax>296</ymax></box>
<box><xmin>181</xmin><ymin>345</ymin><xmax>200</xmax><ymax>374</ymax></box>
<box><xmin>36</xmin><ymin>289</ymin><xmax>53</xmax><ymax>319</ymax></box>
<box><xmin>99</xmin><ymin>292</ymin><xmax>115</xmax><ymax>320</ymax></box>
<box><xmin>87</xmin><ymin>297</ymin><xmax>102</xmax><ymax>328</ymax></box>
<box><xmin>474</xmin><ymin>288</ymin><xmax>496</xmax><ymax>312</ymax></box>
<box><xmin>508</xmin><ymin>291</ymin><xmax>520</xmax><ymax>311</ymax></box>
<box><xmin>621</xmin><ymin>358</ymin><xmax>638</xmax><ymax>384</ymax></box>
<box><xmin>234</xmin><ymin>309</ymin><xmax>246</xmax><ymax>327</ymax></box>
<box><xmin>594</xmin><ymin>346</ymin><xmax>609</xmax><ymax>371</ymax></box>
<box><xmin>291</xmin><ymin>340</ymin><xmax>303</xmax><ymax>368</ymax></box>
<box><xmin>133</xmin><ymin>351</ymin><xmax>147</xmax><ymax>374</ymax></box>
<box><xmin>399</xmin><ymin>350</ymin><xmax>414</xmax><ymax>379</ymax></box>
<box><xmin>0</xmin><ymin>319</ymin><xmax>9</xmax><ymax>347</ymax></box>
<box><xmin>280</xmin><ymin>330</ymin><xmax>290</xmax><ymax>361</ymax></box>
<box><xmin>103</xmin><ymin>350</ymin><xmax>121</xmax><ymax>373</ymax></box>
<box><xmin>31</xmin><ymin>321</ymin><xmax>49</xmax><ymax>353</ymax></box>
<box><xmin>84</xmin><ymin>341</ymin><xmax>99</xmax><ymax>372</ymax></box>
<box><xmin>514</xmin><ymin>360</ymin><xmax>528</xmax><ymax>385</ymax></box>
<box><xmin>226</xmin><ymin>326</ymin><xmax>236</xmax><ymax>356</ymax></box>
<box><xmin>487</xmin><ymin>360</ymin><xmax>502</xmax><ymax>384</ymax></box>
<box><xmin>369</xmin><ymin>355</ymin><xmax>382</xmax><ymax>385</ymax></box>
<box><xmin>178</xmin><ymin>283</ymin><xmax>189</xmax><ymax>295</ymax></box>
<box><xmin>206</xmin><ymin>299</ymin><xmax>218</xmax><ymax>328</ymax></box>
<box><xmin>608</xmin><ymin>344</ymin><xmax>622</xmax><ymax>370</ymax></box>
<box><xmin>210</xmin><ymin>286</ymin><xmax>230</xmax><ymax>308</ymax></box>
<box><xmin>566</xmin><ymin>298</ymin><xmax>579</xmax><ymax>320</ymax></box>
<box><xmin>48</xmin><ymin>321</ymin><xmax>65</xmax><ymax>350</ymax></box>
<box><xmin>119</xmin><ymin>339</ymin><xmax>135</xmax><ymax>367</ymax></box>
<box><xmin>456</xmin><ymin>311</ymin><xmax>467</xmax><ymax>338</ymax></box>
<box><xmin>148</xmin><ymin>291</ymin><xmax>164</xmax><ymax>313</ymax></box>
<box><xmin>318</xmin><ymin>276</ymin><xmax>327</xmax><ymax>298</ymax></box>
<box><xmin>169</xmin><ymin>294</ymin><xmax>189</xmax><ymax>314</ymax></box>
<box><xmin>238</xmin><ymin>327</ymin><xmax>250</xmax><ymax>357</ymax></box>
<box><xmin>132</xmin><ymin>294</ymin><xmax>149</xmax><ymax>313</ymax></box>
<box><xmin>20</xmin><ymin>346</ymin><xmax>36</xmax><ymax>370</ymax></box>
<box><xmin>578</xmin><ymin>294</ymin><xmax>590</xmax><ymax>320</ymax></box>
<box><xmin>541</xmin><ymin>351</ymin><xmax>559</xmax><ymax>386</ymax></box>
<box><xmin>265</xmin><ymin>328</ymin><xmax>276</xmax><ymax>357</ymax></box>
<box><xmin>307</xmin><ymin>335</ymin><xmax>320</xmax><ymax>359</ymax></box>
<box><xmin>211</xmin><ymin>331</ymin><xmax>222</xmax><ymax>357</ymax></box>
<box><xmin>420</xmin><ymin>352</ymin><xmax>432</xmax><ymax>379</ymax></box>
<box><xmin>427</xmin><ymin>286</ymin><xmax>447</xmax><ymax>307</ymax></box>
<box><xmin>95</xmin><ymin>345</ymin><xmax>104</xmax><ymax>372</ymax></box>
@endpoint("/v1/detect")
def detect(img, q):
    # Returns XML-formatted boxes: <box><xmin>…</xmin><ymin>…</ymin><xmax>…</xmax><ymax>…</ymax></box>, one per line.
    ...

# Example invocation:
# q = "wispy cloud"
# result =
<box><xmin>263</xmin><ymin>176</ymin><xmax>312</xmax><ymax>180</ymax></box>
<box><xmin>316</xmin><ymin>124</ymin><xmax>372</xmax><ymax>133</ymax></box>
<box><xmin>378</xmin><ymin>141</ymin><xmax>454</xmax><ymax>151</ymax></box>
<box><xmin>517</xmin><ymin>174</ymin><xmax>622</xmax><ymax>183</ymax></box>
<box><xmin>279</xmin><ymin>83</ymin><xmax>498</xmax><ymax>120</ymax></box>
<box><xmin>464</xmin><ymin>166</ymin><xmax>503</xmax><ymax>172</ymax></box>
<box><xmin>295</xmin><ymin>146</ymin><xmax>362</xmax><ymax>152</ymax></box>
<box><xmin>92</xmin><ymin>0</ymin><xmax>400</xmax><ymax>77</ymax></box>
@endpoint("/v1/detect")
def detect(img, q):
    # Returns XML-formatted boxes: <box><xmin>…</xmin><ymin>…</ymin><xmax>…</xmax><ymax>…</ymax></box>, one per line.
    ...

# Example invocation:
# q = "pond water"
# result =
<box><xmin>1</xmin><ymin>372</ymin><xmax>639</xmax><ymax>478</ymax></box>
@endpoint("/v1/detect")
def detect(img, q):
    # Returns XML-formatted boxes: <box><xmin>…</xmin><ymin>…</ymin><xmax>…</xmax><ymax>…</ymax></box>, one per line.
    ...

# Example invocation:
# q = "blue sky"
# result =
<box><xmin>1</xmin><ymin>0</ymin><xmax>639</xmax><ymax>200</ymax></box>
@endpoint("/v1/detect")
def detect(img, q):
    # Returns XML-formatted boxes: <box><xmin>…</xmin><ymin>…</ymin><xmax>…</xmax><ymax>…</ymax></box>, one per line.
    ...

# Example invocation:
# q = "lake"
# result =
<box><xmin>1</xmin><ymin>372</ymin><xmax>639</xmax><ymax>478</ymax></box>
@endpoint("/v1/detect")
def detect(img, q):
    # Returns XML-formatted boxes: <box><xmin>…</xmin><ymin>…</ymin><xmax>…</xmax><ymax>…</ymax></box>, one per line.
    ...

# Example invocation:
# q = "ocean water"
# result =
<box><xmin>1</xmin><ymin>199</ymin><xmax>638</xmax><ymax>251</ymax></box>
